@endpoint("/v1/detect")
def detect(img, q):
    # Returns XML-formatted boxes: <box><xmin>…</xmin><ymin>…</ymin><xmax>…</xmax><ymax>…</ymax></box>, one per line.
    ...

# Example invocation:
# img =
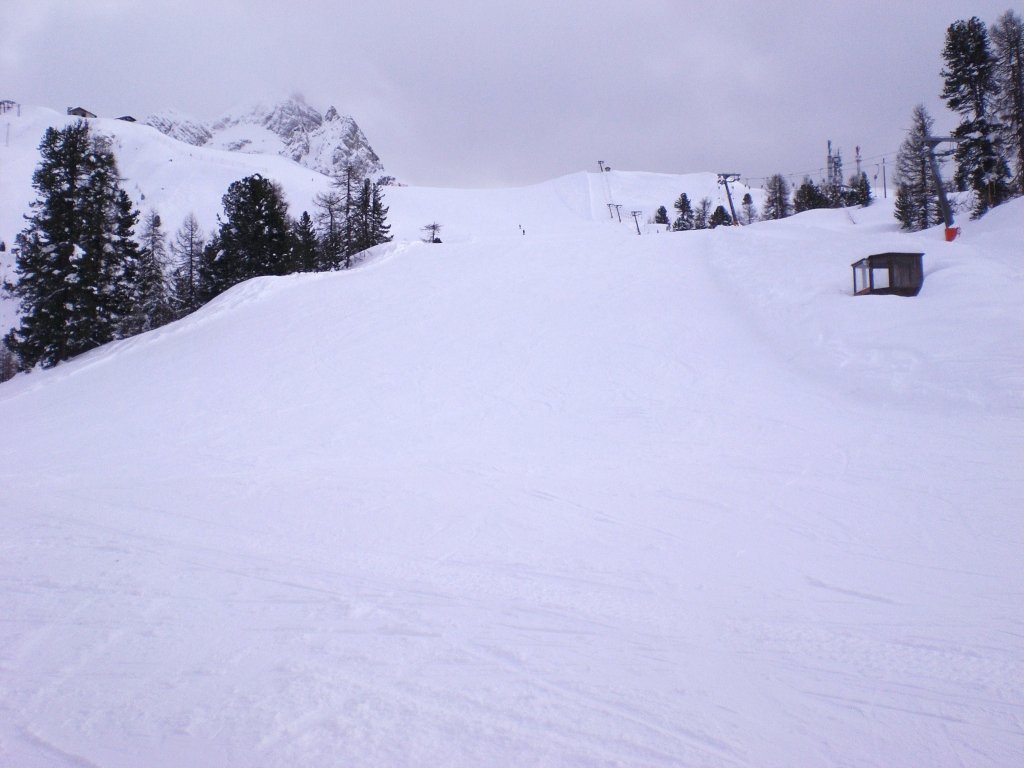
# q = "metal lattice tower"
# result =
<box><xmin>826</xmin><ymin>140</ymin><xmax>843</xmax><ymax>190</ymax></box>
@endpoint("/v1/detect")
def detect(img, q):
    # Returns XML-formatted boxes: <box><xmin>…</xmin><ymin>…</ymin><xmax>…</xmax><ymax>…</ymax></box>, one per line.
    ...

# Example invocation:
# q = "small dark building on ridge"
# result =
<box><xmin>67</xmin><ymin>106</ymin><xmax>97</xmax><ymax>118</ymax></box>
<box><xmin>852</xmin><ymin>252</ymin><xmax>924</xmax><ymax>297</ymax></box>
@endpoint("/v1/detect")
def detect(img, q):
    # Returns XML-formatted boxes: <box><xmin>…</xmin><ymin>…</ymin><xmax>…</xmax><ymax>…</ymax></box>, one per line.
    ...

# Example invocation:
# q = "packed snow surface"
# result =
<box><xmin>1</xmin><ymin>106</ymin><xmax>1023</xmax><ymax>767</ymax></box>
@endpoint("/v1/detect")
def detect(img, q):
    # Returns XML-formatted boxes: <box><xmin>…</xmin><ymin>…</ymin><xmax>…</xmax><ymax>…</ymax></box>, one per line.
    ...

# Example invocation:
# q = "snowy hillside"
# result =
<box><xmin>1</xmin><ymin>103</ymin><xmax>1023</xmax><ymax>767</ymax></box>
<box><xmin>0</xmin><ymin>104</ymin><xmax>749</xmax><ymax>332</ymax></box>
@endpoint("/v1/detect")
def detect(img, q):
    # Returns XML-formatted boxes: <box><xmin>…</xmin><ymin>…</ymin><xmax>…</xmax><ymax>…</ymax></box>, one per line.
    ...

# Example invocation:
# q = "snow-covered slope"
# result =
<box><xmin>146</xmin><ymin>95</ymin><xmax>384</xmax><ymax>179</ymax></box>
<box><xmin>1</xmin><ymin>107</ymin><xmax>1022</xmax><ymax>768</ymax></box>
<box><xmin>0</xmin><ymin>104</ymin><xmax>751</xmax><ymax>334</ymax></box>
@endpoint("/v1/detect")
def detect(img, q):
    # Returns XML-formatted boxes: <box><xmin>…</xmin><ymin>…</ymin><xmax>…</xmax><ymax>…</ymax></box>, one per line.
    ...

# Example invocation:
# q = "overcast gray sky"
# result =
<box><xmin>1</xmin><ymin>1</ymin><xmax>1016</xmax><ymax>187</ymax></box>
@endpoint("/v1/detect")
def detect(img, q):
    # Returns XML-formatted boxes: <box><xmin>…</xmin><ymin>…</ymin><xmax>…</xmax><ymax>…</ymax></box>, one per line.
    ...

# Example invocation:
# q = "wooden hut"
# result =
<box><xmin>852</xmin><ymin>252</ymin><xmax>924</xmax><ymax>297</ymax></box>
<box><xmin>66</xmin><ymin>107</ymin><xmax>97</xmax><ymax>118</ymax></box>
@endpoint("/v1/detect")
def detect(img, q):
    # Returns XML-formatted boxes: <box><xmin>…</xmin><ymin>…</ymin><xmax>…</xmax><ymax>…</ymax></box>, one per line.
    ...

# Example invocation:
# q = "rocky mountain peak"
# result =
<box><xmin>145</xmin><ymin>96</ymin><xmax>384</xmax><ymax>179</ymax></box>
<box><xmin>144</xmin><ymin>109</ymin><xmax>213</xmax><ymax>147</ymax></box>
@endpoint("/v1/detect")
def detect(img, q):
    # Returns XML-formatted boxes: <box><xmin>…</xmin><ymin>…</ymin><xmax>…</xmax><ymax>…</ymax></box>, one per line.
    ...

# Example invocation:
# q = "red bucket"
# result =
<box><xmin>944</xmin><ymin>227</ymin><xmax>960</xmax><ymax>242</ymax></box>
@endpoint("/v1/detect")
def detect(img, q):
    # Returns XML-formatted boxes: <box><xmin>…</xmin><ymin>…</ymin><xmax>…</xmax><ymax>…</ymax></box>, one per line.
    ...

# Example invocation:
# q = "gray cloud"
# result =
<box><xmin>1</xmin><ymin>0</ymin><xmax>1013</xmax><ymax>187</ymax></box>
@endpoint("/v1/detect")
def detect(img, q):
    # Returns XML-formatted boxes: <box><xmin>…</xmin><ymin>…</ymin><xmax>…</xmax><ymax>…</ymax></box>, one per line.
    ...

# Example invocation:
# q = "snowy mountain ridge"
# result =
<box><xmin>146</xmin><ymin>94</ymin><xmax>384</xmax><ymax>179</ymax></box>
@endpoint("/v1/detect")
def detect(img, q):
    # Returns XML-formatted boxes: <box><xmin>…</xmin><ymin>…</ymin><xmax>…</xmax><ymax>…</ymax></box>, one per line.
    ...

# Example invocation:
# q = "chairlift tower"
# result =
<box><xmin>630</xmin><ymin>210</ymin><xmax>643</xmax><ymax>235</ymax></box>
<box><xmin>924</xmin><ymin>136</ymin><xmax>960</xmax><ymax>241</ymax></box>
<box><xmin>597</xmin><ymin>160</ymin><xmax>616</xmax><ymax>219</ymax></box>
<box><xmin>716</xmin><ymin>173</ymin><xmax>741</xmax><ymax>225</ymax></box>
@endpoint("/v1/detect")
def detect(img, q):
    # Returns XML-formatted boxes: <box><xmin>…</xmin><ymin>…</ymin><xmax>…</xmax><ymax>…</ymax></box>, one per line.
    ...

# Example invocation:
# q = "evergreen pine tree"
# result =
<box><xmin>823</xmin><ymin>180</ymin><xmax>843</xmax><ymax>209</ymax></box>
<box><xmin>793</xmin><ymin>177</ymin><xmax>830</xmax><ymax>212</ymax></box>
<box><xmin>942</xmin><ymin>16</ymin><xmax>1012</xmax><ymax>216</ymax></box>
<box><xmin>671</xmin><ymin>193</ymin><xmax>694</xmax><ymax>231</ymax></box>
<box><xmin>199</xmin><ymin>174</ymin><xmax>293</xmax><ymax>301</ymax></box>
<box><xmin>991</xmin><ymin>10</ymin><xmax>1024</xmax><ymax>195</ymax></box>
<box><xmin>894</xmin><ymin>104</ymin><xmax>943</xmax><ymax>231</ymax></box>
<box><xmin>3</xmin><ymin>121</ymin><xmax>141</xmax><ymax>369</ymax></box>
<box><xmin>333</xmin><ymin>165</ymin><xmax>361</xmax><ymax>268</ymax></box>
<box><xmin>291</xmin><ymin>211</ymin><xmax>320</xmax><ymax>272</ymax></box>
<box><xmin>693</xmin><ymin>198</ymin><xmax>712</xmax><ymax>230</ymax></box>
<box><xmin>352</xmin><ymin>178</ymin><xmax>375</xmax><ymax>254</ymax></box>
<box><xmin>3</xmin><ymin>122</ymin><xmax>89</xmax><ymax>368</ymax></box>
<box><xmin>762</xmin><ymin>174</ymin><xmax>791</xmax><ymax>220</ymax></box>
<box><xmin>369</xmin><ymin>180</ymin><xmax>392</xmax><ymax>248</ymax></box>
<box><xmin>169</xmin><ymin>213</ymin><xmax>205</xmax><ymax>317</ymax></box>
<box><xmin>740</xmin><ymin>192</ymin><xmax>757</xmax><ymax>224</ymax></box>
<box><xmin>893</xmin><ymin>183</ymin><xmax>917</xmax><ymax>230</ymax></box>
<box><xmin>0</xmin><ymin>344</ymin><xmax>18</xmax><ymax>383</ymax></box>
<box><xmin>80</xmin><ymin>135</ymin><xmax>143</xmax><ymax>343</ymax></box>
<box><xmin>708</xmin><ymin>204</ymin><xmax>732</xmax><ymax>228</ymax></box>
<box><xmin>197</xmin><ymin>235</ymin><xmax>224</xmax><ymax>305</ymax></box>
<box><xmin>653</xmin><ymin>205</ymin><xmax>670</xmax><ymax>225</ymax></box>
<box><xmin>123</xmin><ymin>210</ymin><xmax>173</xmax><ymax>335</ymax></box>
<box><xmin>844</xmin><ymin>172</ymin><xmax>873</xmax><ymax>207</ymax></box>
<box><xmin>313</xmin><ymin>190</ymin><xmax>346</xmax><ymax>270</ymax></box>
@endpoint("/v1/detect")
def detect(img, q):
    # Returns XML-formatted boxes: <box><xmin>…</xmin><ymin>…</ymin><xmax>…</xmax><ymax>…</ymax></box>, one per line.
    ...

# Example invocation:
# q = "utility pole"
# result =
<box><xmin>717</xmin><ymin>173</ymin><xmax>741</xmax><ymax>226</ymax></box>
<box><xmin>630</xmin><ymin>210</ymin><xmax>643</xmax><ymax>235</ymax></box>
<box><xmin>612</xmin><ymin>204</ymin><xmax>623</xmax><ymax>223</ymax></box>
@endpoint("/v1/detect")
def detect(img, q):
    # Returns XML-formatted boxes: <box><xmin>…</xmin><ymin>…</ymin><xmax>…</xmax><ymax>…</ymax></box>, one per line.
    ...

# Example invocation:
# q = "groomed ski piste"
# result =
<box><xmin>1</xmin><ymin>106</ymin><xmax>1022</xmax><ymax>767</ymax></box>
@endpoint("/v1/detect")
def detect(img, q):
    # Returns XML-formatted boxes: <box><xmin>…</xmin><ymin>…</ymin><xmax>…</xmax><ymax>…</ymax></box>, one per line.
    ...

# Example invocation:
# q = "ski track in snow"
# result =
<box><xmin>1</xmin><ymin>107</ymin><xmax>1023</xmax><ymax>766</ymax></box>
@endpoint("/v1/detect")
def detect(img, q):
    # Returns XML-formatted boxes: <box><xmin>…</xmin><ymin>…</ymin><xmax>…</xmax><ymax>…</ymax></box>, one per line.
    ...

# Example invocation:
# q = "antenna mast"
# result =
<box><xmin>826</xmin><ymin>140</ymin><xmax>843</xmax><ymax>201</ymax></box>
